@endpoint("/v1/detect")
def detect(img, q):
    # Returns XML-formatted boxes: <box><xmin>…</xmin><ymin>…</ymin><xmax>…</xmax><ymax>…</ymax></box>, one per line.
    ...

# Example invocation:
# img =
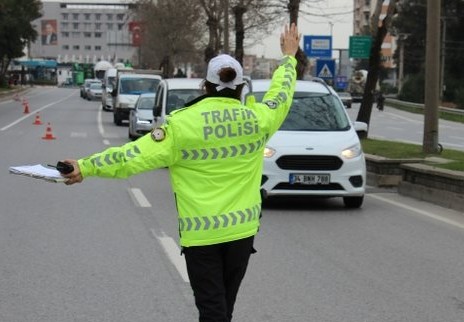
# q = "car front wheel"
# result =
<box><xmin>343</xmin><ymin>196</ymin><xmax>364</xmax><ymax>208</ymax></box>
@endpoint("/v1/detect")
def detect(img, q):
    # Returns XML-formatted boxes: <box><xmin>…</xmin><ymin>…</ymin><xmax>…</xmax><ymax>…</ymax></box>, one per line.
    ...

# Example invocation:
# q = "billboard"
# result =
<box><xmin>41</xmin><ymin>19</ymin><xmax>58</xmax><ymax>46</ymax></box>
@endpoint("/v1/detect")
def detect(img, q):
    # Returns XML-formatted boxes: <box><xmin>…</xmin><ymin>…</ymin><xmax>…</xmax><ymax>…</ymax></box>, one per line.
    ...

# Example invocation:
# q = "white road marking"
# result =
<box><xmin>97</xmin><ymin>108</ymin><xmax>105</xmax><ymax>137</ymax></box>
<box><xmin>128</xmin><ymin>188</ymin><xmax>152</xmax><ymax>208</ymax></box>
<box><xmin>384</xmin><ymin>111</ymin><xmax>423</xmax><ymax>124</ymax></box>
<box><xmin>102</xmin><ymin>139</ymin><xmax>110</xmax><ymax>145</ymax></box>
<box><xmin>70</xmin><ymin>132</ymin><xmax>87</xmax><ymax>138</ymax></box>
<box><xmin>0</xmin><ymin>91</ymin><xmax>76</xmax><ymax>131</ymax></box>
<box><xmin>369</xmin><ymin>194</ymin><xmax>464</xmax><ymax>230</ymax></box>
<box><xmin>151</xmin><ymin>229</ymin><xmax>190</xmax><ymax>283</ymax></box>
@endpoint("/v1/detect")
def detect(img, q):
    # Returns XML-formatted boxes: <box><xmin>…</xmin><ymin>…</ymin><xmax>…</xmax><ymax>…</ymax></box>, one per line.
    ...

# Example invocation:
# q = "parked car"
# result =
<box><xmin>80</xmin><ymin>79</ymin><xmax>101</xmax><ymax>99</ymax></box>
<box><xmin>245</xmin><ymin>79</ymin><xmax>368</xmax><ymax>208</ymax></box>
<box><xmin>128</xmin><ymin>93</ymin><xmax>156</xmax><ymax>140</ymax></box>
<box><xmin>152</xmin><ymin>78</ymin><xmax>204</xmax><ymax>127</ymax></box>
<box><xmin>86</xmin><ymin>83</ymin><xmax>103</xmax><ymax>101</ymax></box>
<box><xmin>337</xmin><ymin>91</ymin><xmax>353</xmax><ymax>108</ymax></box>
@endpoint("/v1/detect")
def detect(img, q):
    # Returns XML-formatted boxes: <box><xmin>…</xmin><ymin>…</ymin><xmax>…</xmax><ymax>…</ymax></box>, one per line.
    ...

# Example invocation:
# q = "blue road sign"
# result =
<box><xmin>316</xmin><ymin>59</ymin><xmax>336</xmax><ymax>80</ymax></box>
<box><xmin>335</xmin><ymin>76</ymin><xmax>348</xmax><ymax>89</ymax></box>
<box><xmin>304</xmin><ymin>35</ymin><xmax>332</xmax><ymax>58</ymax></box>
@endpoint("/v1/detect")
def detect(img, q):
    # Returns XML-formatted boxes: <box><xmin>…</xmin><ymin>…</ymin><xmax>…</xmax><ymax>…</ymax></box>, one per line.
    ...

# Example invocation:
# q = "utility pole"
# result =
<box><xmin>423</xmin><ymin>0</ymin><xmax>441</xmax><ymax>153</ymax></box>
<box><xmin>439</xmin><ymin>17</ymin><xmax>446</xmax><ymax>99</ymax></box>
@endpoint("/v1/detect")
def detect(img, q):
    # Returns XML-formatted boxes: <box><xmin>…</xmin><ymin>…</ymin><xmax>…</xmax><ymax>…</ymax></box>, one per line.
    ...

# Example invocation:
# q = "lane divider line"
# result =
<box><xmin>128</xmin><ymin>188</ymin><xmax>152</xmax><ymax>208</ymax></box>
<box><xmin>151</xmin><ymin>229</ymin><xmax>189</xmax><ymax>283</ymax></box>
<box><xmin>1</xmin><ymin>90</ymin><xmax>77</xmax><ymax>131</ymax></box>
<box><xmin>369</xmin><ymin>194</ymin><xmax>464</xmax><ymax>230</ymax></box>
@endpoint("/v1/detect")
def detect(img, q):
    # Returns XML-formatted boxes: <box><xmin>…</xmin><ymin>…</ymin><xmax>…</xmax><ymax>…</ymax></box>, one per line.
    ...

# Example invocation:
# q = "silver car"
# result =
<box><xmin>128</xmin><ymin>93</ymin><xmax>156</xmax><ymax>140</ymax></box>
<box><xmin>87</xmin><ymin>83</ymin><xmax>103</xmax><ymax>101</ymax></box>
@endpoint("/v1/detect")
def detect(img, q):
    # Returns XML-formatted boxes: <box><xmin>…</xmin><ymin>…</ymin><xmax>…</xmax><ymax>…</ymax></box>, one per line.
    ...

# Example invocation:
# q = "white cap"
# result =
<box><xmin>206</xmin><ymin>54</ymin><xmax>244</xmax><ymax>91</ymax></box>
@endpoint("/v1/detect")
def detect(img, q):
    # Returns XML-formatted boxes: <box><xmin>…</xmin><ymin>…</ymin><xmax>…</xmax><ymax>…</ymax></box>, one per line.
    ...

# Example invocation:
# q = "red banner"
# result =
<box><xmin>128</xmin><ymin>21</ymin><xmax>142</xmax><ymax>47</ymax></box>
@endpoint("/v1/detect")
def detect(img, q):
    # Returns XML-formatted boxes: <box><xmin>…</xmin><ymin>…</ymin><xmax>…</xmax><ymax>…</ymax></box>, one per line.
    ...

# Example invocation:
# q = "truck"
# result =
<box><xmin>111</xmin><ymin>69</ymin><xmax>162</xmax><ymax>125</ymax></box>
<box><xmin>93</xmin><ymin>60</ymin><xmax>113</xmax><ymax>81</ymax></box>
<box><xmin>349</xmin><ymin>69</ymin><xmax>367</xmax><ymax>103</ymax></box>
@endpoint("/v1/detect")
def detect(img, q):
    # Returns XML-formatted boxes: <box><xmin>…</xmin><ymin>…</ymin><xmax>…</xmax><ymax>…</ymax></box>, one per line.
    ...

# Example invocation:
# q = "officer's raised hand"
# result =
<box><xmin>280</xmin><ymin>23</ymin><xmax>301</xmax><ymax>57</ymax></box>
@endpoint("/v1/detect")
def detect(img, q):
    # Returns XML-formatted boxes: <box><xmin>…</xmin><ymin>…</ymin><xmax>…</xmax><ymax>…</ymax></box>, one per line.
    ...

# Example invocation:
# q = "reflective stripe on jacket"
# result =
<box><xmin>78</xmin><ymin>55</ymin><xmax>297</xmax><ymax>246</ymax></box>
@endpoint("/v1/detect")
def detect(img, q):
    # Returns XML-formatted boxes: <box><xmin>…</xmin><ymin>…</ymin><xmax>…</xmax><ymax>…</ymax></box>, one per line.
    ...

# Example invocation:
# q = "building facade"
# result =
<box><xmin>29</xmin><ymin>0</ymin><xmax>139</xmax><ymax>65</ymax></box>
<box><xmin>353</xmin><ymin>0</ymin><xmax>397</xmax><ymax>83</ymax></box>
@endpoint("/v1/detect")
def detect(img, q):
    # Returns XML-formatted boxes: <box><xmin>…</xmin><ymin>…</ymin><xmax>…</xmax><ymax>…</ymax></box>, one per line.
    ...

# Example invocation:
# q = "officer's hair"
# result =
<box><xmin>219</xmin><ymin>67</ymin><xmax>236</xmax><ymax>83</ymax></box>
<box><xmin>204</xmin><ymin>67</ymin><xmax>244</xmax><ymax>100</ymax></box>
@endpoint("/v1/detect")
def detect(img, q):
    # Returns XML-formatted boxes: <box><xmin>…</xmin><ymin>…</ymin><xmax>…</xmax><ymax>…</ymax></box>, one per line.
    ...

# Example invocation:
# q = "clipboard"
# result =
<box><xmin>9</xmin><ymin>164</ymin><xmax>66</xmax><ymax>183</ymax></box>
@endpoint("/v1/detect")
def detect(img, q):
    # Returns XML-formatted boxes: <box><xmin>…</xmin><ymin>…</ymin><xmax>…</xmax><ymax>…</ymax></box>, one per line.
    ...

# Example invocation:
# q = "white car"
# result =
<box><xmin>247</xmin><ymin>79</ymin><xmax>368</xmax><ymax>208</ymax></box>
<box><xmin>153</xmin><ymin>78</ymin><xmax>204</xmax><ymax>127</ymax></box>
<box><xmin>128</xmin><ymin>93</ymin><xmax>156</xmax><ymax>140</ymax></box>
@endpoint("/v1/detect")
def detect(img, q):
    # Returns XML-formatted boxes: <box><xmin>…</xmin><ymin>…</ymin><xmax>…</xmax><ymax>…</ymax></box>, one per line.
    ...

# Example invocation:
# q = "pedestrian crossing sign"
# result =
<box><xmin>316</xmin><ymin>59</ymin><xmax>335</xmax><ymax>80</ymax></box>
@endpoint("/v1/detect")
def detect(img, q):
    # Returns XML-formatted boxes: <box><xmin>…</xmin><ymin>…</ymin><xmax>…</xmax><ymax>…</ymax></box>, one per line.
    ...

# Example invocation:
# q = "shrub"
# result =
<box><xmin>398</xmin><ymin>73</ymin><xmax>424</xmax><ymax>103</ymax></box>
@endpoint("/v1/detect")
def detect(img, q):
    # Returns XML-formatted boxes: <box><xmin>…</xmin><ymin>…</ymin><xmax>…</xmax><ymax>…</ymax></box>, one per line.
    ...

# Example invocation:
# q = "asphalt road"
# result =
<box><xmin>346</xmin><ymin>102</ymin><xmax>464</xmax><ymax>151</ymax></box>
<box><xmin>1</xmin><ymin>87</ymin><xmax>464</xmax><ymax>322</ymax></box>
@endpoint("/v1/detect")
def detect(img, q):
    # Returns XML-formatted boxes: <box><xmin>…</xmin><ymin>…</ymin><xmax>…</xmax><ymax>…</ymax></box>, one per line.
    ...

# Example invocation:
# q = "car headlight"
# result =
<box><xmin>263</xmin><ymin>146</ymin><xmax>276</xmax><ymax>158</ymax></box>
<box><xmin>136</xmin><ymin>119</ymin><xmax>151</xmax><ymax>124</ymax></box>
<box><xmin>341</xmin><ymin>144</ymin><xmax>363</xmax><ymax>159</ymax></box>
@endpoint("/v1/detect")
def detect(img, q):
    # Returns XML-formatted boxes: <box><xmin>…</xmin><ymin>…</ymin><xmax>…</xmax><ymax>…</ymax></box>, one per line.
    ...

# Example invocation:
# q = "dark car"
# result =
<box><xmin>338</xmin><ymin>92</ymin><xmax>353</xmax><ymax>108</ymax></box>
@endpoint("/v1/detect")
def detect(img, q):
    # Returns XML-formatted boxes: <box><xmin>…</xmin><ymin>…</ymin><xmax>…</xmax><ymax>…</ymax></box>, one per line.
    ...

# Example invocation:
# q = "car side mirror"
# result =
<box><xmin>153</xmin><ymin>104</ymin><xmax>162</xmax><ymax>118</ymax></box>
<box><xmin>354</xmin><ymin>121</ymin><xmax>368</xmax><ymax>134</ymax></box>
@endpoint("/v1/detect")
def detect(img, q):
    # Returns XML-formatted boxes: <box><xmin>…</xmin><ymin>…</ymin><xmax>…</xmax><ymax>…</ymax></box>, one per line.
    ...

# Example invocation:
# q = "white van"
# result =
<box><xmin>112</xmin><ymin>71</ymin><xmax>162</xmax><ymax>125</ymax></box>
<box><xmin>101</xmin><ymin>68</ymin><xmax>117</xmax><ymax>111</ymax></box>
<box><xmin>246</xmin><ymin>79</ymin><xmax>368</xmax><ymax>208</ymax></box>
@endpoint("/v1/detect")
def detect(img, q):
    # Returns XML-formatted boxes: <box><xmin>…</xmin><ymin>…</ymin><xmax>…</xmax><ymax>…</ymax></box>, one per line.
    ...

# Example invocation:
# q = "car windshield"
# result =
<box><xmin>166</xmin><ymin>89</ymin><xmax>204</xmax><ymax>114</ymax></box>
<box><xmin>137</xmin><ymin>96</ymin><xmax>155</xmax><ymax>110</ymax></box>
<box><xmin>120</xmin><ymin>78</ymin><xmax>160</xmax><ymax>95</ymax></box>
<box><xmin>86</xmin><ymin>81</ymin><xmax>100</xmax><ymax>88</ymax></box>
<box><xmin>90</xmin><ymin>83</ymin><xmax>101</xmax><ymax>89</ymax></box>
<box><xmin>250</xmin><ymin>91</ymin><xmax>351</xmax><ymax>131</ymax></box>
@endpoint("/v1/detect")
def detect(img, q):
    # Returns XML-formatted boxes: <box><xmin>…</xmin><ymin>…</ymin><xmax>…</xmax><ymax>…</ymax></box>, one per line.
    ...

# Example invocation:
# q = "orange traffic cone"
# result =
<box><xmin>22</xmin><ymin>99</ymin><xmax>30</xmax><ymax>114</ymax></box>
<box><xmin>33</xmin><ymin>112</ymin><xmax>43</xmax><ymax>125</ymax></box>
<box><xmin>13</xmin><ymin>93</ymin><xmax>20</xmax><ymax>101</ymax></box>
<box><xmin>42</xmin><ymin>122</ymin><xmax>56</xmax><ymax>140</ymax></box>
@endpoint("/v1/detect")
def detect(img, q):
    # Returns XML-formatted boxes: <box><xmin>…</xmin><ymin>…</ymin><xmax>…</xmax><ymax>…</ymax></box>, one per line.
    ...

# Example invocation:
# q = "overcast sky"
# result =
<box><xmin>247</xmin><ymin>0</ymin><xmax>353</xmax><ymax>59</ymax></box>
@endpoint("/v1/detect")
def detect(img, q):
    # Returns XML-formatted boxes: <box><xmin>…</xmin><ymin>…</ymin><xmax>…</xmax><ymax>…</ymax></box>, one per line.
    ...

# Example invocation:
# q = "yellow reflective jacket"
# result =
<box><xmin>78</xmin><ymin>56</ymin><xmax>297</xmax><ymax>246</ymax></box>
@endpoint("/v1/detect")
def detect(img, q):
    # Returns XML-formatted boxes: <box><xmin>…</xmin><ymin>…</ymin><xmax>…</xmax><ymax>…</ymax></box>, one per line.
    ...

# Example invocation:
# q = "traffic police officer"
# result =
<box><xmin>63</xmin><ymin>23</ymin><xmax>300</xmax><ymax>322</ymax></box>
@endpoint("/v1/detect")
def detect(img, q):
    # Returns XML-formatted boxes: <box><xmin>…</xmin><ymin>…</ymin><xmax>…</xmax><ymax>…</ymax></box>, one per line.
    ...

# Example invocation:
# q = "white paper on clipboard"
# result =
<box><xmin>9</xmin><ymin>164</ymin><xmax>66</xmax><ymax>183</ymax></box>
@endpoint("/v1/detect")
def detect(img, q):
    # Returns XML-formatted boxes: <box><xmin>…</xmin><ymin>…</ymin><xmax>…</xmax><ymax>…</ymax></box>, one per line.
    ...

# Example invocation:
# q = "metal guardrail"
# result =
<box><xmin>386</xmin><ymin>98</ymin><xmax>464</xmax><ymax>116</ymax></box>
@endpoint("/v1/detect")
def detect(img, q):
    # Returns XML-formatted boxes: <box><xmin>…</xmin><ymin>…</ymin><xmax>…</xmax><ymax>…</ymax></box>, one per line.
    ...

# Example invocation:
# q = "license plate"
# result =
<box><xmin>289</xmin><ymin>173</ymin><xmax>330</xmax><ymax>185</ymax></box>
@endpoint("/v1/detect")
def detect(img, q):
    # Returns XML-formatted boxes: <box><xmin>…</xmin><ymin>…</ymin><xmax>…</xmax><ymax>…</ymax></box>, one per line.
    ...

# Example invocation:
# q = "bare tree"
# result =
<box><xmin>133</xmin><ymin>0</ymin><xmax>204</xmax><ymax>77</ymax></box>
<box><xmin>356</xmin><ymin>0</ymin><xmax>399</xmax><ymax>136</ymax></box>
<box><xmin>199</xmin><ymin>0</ymin><xmax>224</xmax><ymax>63</ymax></box>
<box><xmin>228</xmin><ymin>0</ymin><xmax>283</xmax><ymax>66</ymax></box>
<box><xmin>286</xmin><ymin>0</ymin><xmax>308</xmax><ymax>79</ymax></box>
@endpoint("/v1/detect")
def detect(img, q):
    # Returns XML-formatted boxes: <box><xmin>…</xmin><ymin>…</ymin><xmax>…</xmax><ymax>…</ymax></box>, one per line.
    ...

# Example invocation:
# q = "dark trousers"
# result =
<box><xmin>183</xmin><ymin>236</ymin><xmax>255</xmax><ymax>322</ymax></box>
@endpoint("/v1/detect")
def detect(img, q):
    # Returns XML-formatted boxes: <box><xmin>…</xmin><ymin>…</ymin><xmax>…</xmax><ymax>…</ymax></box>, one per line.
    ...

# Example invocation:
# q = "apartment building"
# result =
<box><xmin>353</xmin><ymin>0</ymin><xmax>397</xmax><ymax>82</ymax></box>
<box><xmin>29</xmin><ymin>0</ymin><xmax>139</xmax><ymax>65</ymax></box>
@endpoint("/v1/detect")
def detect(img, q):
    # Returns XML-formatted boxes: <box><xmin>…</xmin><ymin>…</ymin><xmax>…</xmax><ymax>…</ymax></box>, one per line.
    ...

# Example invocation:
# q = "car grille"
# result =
<box><xmin>275</xmin><ymin>155</ymin><xmax>343</xmax><ymax>170</ymax></box>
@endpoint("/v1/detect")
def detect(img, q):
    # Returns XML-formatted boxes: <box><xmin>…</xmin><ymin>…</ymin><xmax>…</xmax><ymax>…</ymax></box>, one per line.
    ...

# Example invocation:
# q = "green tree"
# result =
<box><xmin>0</xmin><ymin>0</ymin><xmax>42</xmax><ymax>87</ymax></box>
<box><xmin>392</xmin><ymin>0</ymin><xmax>464</xmax><ymax>103</ymax></box>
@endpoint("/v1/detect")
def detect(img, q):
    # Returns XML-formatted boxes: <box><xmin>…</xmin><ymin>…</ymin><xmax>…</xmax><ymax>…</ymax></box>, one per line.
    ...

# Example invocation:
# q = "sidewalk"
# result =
<box><xmin>0</xmin><ymin>86</ymin><xmax>31</xmax><ymax>101</ymax></box>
